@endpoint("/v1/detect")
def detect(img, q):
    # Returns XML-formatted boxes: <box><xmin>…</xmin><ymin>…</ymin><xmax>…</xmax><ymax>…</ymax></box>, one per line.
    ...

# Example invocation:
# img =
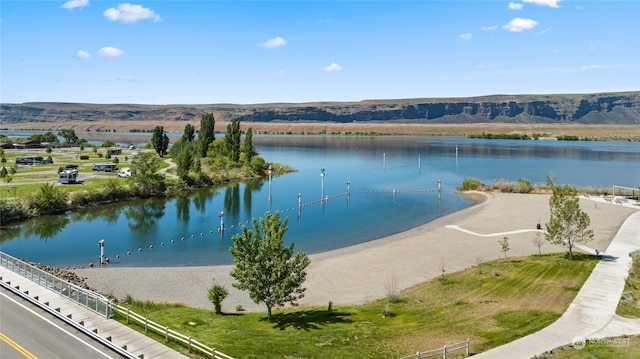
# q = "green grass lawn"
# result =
<box><xmin>115</xmin><ymin>253</ymin><xmax>599</xmax><ymax>359</ymax></box>
<box><xmin>538</xmin><ymin>335</ymin><xmax>640</xmax><ymax>359</ymax></box>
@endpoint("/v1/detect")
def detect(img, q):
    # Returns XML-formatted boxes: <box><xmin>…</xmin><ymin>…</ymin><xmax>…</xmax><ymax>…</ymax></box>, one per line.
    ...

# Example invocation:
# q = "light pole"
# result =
<box><xmin>320</xmin><ymin>167</ymin><xmax>325</xmax><ymax>201</ymax></box>
<box><xmin>347</xmin><ymin>181</ymin><xmax>350</xmax><ymax>196</ymax></box>
<box><xmin>97</xmin><ymin>239</ymin><xmax>105</xmax><ymax>265</ymax></box>
<box><xmin>268</xmin><ymin>164</ymin><xmax>272</xmax><ymax>205</ymax></box>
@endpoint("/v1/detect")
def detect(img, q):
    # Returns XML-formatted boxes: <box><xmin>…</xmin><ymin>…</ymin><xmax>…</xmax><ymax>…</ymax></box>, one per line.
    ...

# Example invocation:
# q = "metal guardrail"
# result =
<box><xmin>400</xmin><ymin>339</ymin><xmax>470</xmax><ymax>359</ymax></box>
<box><xmin>0</xmin><ymin>251</ymin><xmax>113</xmax><ymax>318</ymax></box>
<box><xmin>114</xmin><ymin>304</ymin><xmax>234</xmax><ymax>359</ymax></box>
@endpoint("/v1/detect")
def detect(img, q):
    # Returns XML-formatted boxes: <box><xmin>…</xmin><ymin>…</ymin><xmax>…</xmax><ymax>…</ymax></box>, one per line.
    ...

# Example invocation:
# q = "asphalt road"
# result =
<box><xmin>0</xmin><ymin>289</ymin><xmax>124</xmax><ymax>359</ymax></box>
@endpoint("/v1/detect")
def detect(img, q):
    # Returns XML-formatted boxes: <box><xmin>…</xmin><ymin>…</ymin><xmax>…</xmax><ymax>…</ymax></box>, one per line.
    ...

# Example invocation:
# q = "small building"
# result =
<box><xmin>58</xmin><ymin>169</ymin><xmax>78</xmax><ymax>184</ymax></box>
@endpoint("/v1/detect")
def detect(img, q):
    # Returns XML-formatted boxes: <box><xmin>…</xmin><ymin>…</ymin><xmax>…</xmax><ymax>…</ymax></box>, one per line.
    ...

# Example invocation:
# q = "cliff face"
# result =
<box><xmin>1</xmin><ymin>92</ymin><xmax>639</xmax><ymax>125</ymax></box>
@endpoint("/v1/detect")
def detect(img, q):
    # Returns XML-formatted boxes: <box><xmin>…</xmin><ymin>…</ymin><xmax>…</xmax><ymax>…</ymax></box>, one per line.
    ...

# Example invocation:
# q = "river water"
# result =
<box><xmin>1</xmin><ymin>134</ymin><xmax>638</xmax><ymax>268</ymax></box>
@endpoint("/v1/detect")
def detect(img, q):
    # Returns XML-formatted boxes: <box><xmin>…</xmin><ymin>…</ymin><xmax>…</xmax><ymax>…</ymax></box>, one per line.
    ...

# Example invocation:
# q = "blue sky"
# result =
<box><xmin>1</xmin><ymin>0</ymin><xmax>639</xmax><ymax>104</ymax></box>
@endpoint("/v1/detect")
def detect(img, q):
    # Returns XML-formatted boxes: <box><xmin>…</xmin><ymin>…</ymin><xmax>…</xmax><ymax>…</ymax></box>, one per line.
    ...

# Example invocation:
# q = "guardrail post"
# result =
<box><xmin>211</xmin><ymin>348</ymin><xmax>216</xmax><ymax>359</ymax></box>
<box><xmin>466</xmin><ymin>338</ymin><xmax>469</xmax><ymax>356</ymax></box>
<box><xmin>188</xmin><ymin>336</ymin><xmax>192</xmax><ymax>352</ymax></box>
<box><xmin>145</xmin><ymin>317</ymin><xmax>148</xmax><ymax>333</ymax></box>
<box><xmin>165</xmin><ymin>326</ymin><xmax>169</xmax><ymax>342</ymax></box>
<box><xmin>443</xmin><ymin>344</ymin><xmax>447</xmax><ymax>359</ymax></box>
<box><xmin>127</xmin><ymin>308</ymin><xmax>130</xmax><ymax>324</ymax></box>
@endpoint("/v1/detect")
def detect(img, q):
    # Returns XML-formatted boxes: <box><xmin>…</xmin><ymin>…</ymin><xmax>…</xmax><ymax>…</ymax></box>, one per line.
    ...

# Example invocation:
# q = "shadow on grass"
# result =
<box><xmin>264</xmin><ymin>309</ymin><xmax>354</xmax><ymax>331</ymax></box>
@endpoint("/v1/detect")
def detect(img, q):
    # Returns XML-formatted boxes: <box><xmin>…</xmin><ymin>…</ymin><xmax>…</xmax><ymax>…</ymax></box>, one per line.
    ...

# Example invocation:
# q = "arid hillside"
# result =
<box><xmin>2</xmin><ymin>92</ymin><xmax>639</xmax><ymax>132</ymax></box>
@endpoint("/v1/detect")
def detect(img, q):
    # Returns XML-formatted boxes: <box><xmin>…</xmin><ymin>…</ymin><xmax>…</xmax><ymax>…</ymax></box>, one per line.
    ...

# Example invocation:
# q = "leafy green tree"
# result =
<box><xmin>58</xmin><ymin>129</ymin><xmax>78</xmax><ymax>144</ymax></box>
<box><xmin>101</xmin><ymin>140</ymin><xmax>117</xmax><ymax>147</ymax></box>
<box><xmin>130</xmin><ymin>152</ymin><xmax>165</xmax><ymax>197</ymax></box>
<box><xmin>199</xmin><ymin>113</ymin><xmax>215</xmax><ymax>157</ymax></box>
<box><xmin>175</xmin><ymin>148</ymin><xmax>193</xmax><ymax>181</ymax></box>
<box><xmin>29</xmin><ymin>131</ymin><xmax>58</xmax><ymax>143</ymax></box>
<box><xmin>32</xmin><ymin>183</ymin><xmax>68</xmax><ymax>214</ymax></box>
<box><xmin>225</xmin><ymin>118</ymin><xmax>242</xmax><ymax>162</ymax></box>
<box><xmin>545</xmin><ymin>184</ymin><xmax>594</xmax><ymax>259</ymax></box>
<box><xmin>242</xmin><ymin>127</ymin><xmax>257</xmax><ymax>163</ymax></box>
<box><xmin>182</xmin><ymin>123</ymin><xmax>196</xmax><ymax>142</ymax></box>
<box><xmin>151</xmin><ymin>126</ymin><xmax>170</xmax><ymax>157</ymax></box>
<box><xmin>229</xmin><ymin>211</ymin><xmax>310</xmax><ymax>320</ymax></box>
<box><xmin>207</xmin><ymin>281</ymin><xmax>229</xmax><ymax>315</ymax></box>
<box><xmin>0</xmin><ymin>166</ymin><xmax>7</xmax><ymax>178</ymax></box>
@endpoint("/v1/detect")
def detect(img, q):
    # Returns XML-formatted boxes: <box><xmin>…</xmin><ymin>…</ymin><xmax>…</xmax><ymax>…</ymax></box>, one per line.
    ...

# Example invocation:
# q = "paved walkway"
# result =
<box><xmin>0</xmin><ymin>269</ymin><xmax>189</xmax><ymax>359</ymax></box>
<box><xmin>471</xmin><ymin>210</ymin><xmax>640</xmax><ymax>358</ymax></box>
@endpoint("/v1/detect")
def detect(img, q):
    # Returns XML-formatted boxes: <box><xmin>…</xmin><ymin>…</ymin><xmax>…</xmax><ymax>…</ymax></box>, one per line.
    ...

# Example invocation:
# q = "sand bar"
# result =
<box><xmin>79</xmin><ymin>192</ymin><xmax>638</xmax><ymax>312</ymax></box>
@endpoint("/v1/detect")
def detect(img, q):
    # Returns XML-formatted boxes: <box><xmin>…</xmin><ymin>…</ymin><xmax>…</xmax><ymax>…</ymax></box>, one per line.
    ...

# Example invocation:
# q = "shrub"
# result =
<box><xmin>460</xmin><ymin>177</ymin><xmax>483</xmax><ymax>191</ymax></box>
<box><xmin>207</xmin><ymin>282</ymin><xmax>229</xmax><ymax>315</ymax></box>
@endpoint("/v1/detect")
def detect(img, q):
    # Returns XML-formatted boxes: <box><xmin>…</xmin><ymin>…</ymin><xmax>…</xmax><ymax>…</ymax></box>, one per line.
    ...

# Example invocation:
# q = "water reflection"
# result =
<box><xmin>124</xmin><ymin>199</ymin><xmax>166</xmax><ymax>235</ymax></box>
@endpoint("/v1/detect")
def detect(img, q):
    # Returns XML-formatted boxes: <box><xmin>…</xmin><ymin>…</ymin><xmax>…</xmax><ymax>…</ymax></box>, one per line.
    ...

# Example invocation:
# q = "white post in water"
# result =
<box><xmin>97</xmin><ymin>239</ymin><xmax>105</xmax><ymax>265</ymax></box>
<box><xmin>418</xmin><ymin>153</ymin><xmax>421</xmax><ymax>171</ymax></box>
<box><xmin>219</xmin><ymin>211</ymin><xmax>224</xmax><ymax>232</ymax></box>
<box><xmin>383</xmin><ymin>153</ymin><xmax>386</xmax><ymax>171</ymax></box>
<box><xmin>347</xmin><ymin>181</ymin><xmax>351</xmax><ymax>196</ymax></box>
<box><xmin>456</xmin><ymin>145</ymin><xmax>459</xmax><ymax>165</ymax></box>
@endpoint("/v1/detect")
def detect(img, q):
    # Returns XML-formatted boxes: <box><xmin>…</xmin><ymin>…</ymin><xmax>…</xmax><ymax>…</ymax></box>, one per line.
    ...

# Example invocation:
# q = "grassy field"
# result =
<box><xmin>616</xmin><ymin>252</ymin><xmax>640</xmax><ymax>319</ymax></box>
<box><xmin>0</xmin><ymin>147</ymin><xmax>170</xmax><ymax>197</ymax></box>
<box><xmin>114</xmin><ymin>253</ymin><xmax>599</xmax><ymax>359</ymax></box>
<box><xmin>537</xmin><ymin>336</ymin><xmax>640</xmax><ymax>359</ymax></box>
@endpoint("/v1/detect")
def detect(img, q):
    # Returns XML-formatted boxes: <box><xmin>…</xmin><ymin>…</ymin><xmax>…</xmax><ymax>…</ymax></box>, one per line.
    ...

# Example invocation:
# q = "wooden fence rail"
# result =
<box><xmin>399</xmin><ymin>339</ymin><xmax>470</xmax><ymax>359</ymax></box>
<box><xmin>114</xmin><ymin>305</ymin><xmax>234</xmax><ymax>359</ymax></box>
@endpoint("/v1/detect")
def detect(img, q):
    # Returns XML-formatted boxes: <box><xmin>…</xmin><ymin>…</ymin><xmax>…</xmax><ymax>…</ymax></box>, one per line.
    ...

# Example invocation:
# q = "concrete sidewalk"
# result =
<box><xmin>0</xmin><ymin>268</ymin><xmax>189</xmax><ymax>359</ymax></box>
<box><xmin>472</xmin><ymin>211</ymin><xmax>640</xmax><ymax>358</ymax></box>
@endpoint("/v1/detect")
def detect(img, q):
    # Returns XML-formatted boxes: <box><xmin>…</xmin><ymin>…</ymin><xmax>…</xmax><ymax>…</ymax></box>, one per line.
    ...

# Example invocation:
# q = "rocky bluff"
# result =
<box><xmin>2</xmin><ymin>92</ymin><xmax>639</xmax><ymax>125</ymax></box>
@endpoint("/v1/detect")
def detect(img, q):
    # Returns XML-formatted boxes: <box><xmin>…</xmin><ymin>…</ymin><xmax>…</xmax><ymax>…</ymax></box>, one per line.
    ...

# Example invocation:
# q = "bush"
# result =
<box><xmin>207</xmin><ymin>282</ymin><xmax>229</xmax><ymax>315</ymax></box>
<box><xmin>460</xmin><ymin>177</ymin><xmax>483</xmax><ymax>191</ymax></box>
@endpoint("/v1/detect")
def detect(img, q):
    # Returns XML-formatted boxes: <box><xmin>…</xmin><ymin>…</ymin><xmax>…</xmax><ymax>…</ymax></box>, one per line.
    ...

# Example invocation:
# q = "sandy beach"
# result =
<box><xmin>78</xmin><ymin>192</ymin><xmax>638</xmax><ymax>312</ymax></box>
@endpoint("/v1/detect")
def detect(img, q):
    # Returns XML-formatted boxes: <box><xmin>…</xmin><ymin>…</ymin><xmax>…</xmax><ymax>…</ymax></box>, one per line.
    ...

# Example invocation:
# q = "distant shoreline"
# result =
<box><xmin>3</xmin><ymin>122</ymin><xmax>640</xmax><ymax>141</ymax></box>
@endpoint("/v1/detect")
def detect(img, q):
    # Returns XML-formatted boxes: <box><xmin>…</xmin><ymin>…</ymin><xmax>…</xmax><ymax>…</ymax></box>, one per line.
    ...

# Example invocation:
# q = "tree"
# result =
<box><xmin>130</xmin><ymin>152</ymin><xmax>165</xmax><ymax>197</ymax></box>
<box><xmin>242</xmin><ymin>127</ymin><xmax>257</xmax><ymax>163</ymax></box>
<box><xmin>175</xmin><ymin>148</ymin><xmax>193</xmax><ymax>181</ymax></box>
<box><xmin>225</xmin><ymin>118</ymin><xmax>242</xmax><ymax>162</ymax></box>
<box><xmin>59</xmin><ymin>129</ymin><xmax>78</xmax><ymax>144</ymax></box>
<box><xmin>207</xmin><ymin>281</ymin><xmax>229</xmax><ymax>315</ymax></box>
<box><xmin>532</xmin><ymin>232</ymin><xmax>545</xmax><ymax>255</ymax></box>
<box><xmin>498</xmin><ymin>236</ymin><xmax>510</xmax><ymax>258</ymax></box>
<box><xmin>182</xmin><ymin>123</ymin><xmax>196</xmax><ymax>142</ymax></box>
<box><xmin>33</xmin><ymin>183</ymin><xmax>68</xmax><ymax>214</ymax></box>
<box><xmin>199</xmin><ymin>113</ymin><xmax>215</xmax><ymax>157</ymax></box>
<box><xmin>229</xmin><ymin>211</ymin><xmax>310</xmax><ymax>320</ymax></box>
<box><xmin>545</xmin><ymin>184</ymin><xmax>594</xmax><ymax>259</ymax></box>
<box><xmin>151</xmin><ymin>126</ymin><xmax>170</xmax><ymax>157</ymax></box>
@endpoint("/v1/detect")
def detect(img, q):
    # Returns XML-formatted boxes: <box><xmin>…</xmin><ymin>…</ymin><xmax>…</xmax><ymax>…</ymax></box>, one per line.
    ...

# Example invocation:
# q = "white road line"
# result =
<box><xmin>445</xmin><ymin>225</ymin><xmax>544</xmax><ymax>237</ymax></box>
<box><xmin>0</xmin><ymin>291</ymin><xmax>113</xmax><ymax>359</ymax></box>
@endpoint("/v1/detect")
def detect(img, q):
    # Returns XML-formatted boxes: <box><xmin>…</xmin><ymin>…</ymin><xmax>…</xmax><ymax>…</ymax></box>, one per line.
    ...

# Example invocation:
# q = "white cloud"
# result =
<box><xmin>259</xmin><ymin>36</ymin><xmax>287</xmax><ymax>49</ymax></box>
<box><xmin>503</xmin><ymin>18</ymin><xmax>539</xmax><ymax>32</ymax></box>
<box><xmin>523</xmin><ymin>0</ymin><xmax>561</xmax><ymax>8</ymax></box>
<box><xmin>322</xmin><ymin>62</ymin><xmax>343</xmax><ymax>73</ymax></box>
<box><xmin>117</xmin><ymin>75</ymin><xmax>142</xmax><ymax>82</ymax></box>
<box><xmin>482</xmin><ymin>25</ymin><xmax>498</xmax><ymax>31</ymax></box>
<box><xmin>97</xmin><ymin>47</ymin><xmax>124</xmax><ymax>57</ymax></box>
<box><xmin>508</xmin><ymin>2</ymin><xmax>524</xmax><ymax>10</ymax></box>
<box><xmin>581</xmin><ymin>64</ymin><xmax>605</xmax><ymax>70</ymax></box>
<box><xmin>103</xmin><ymin>3</ymin><xmax>161</xmax><ymax>23</ymax></box>
<box><xmin>459</xmin><ymin>33</ymin><xmax>472</xmax><ymax>40</ymax></box>
<box><xmin>61</xmin><ymin>0</ymin><xmax>88</xmax><ymax>9</ymax></box>
<box><xmin>75</xmin><ymin>50</ymin><xmax>90</xmax><ymax>59</ymax></box>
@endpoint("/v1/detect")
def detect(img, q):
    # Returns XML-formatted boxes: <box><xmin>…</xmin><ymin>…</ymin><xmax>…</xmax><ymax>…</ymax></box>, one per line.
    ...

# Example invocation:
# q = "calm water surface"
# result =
<box><xmin>1</xmin><ymin>135</ymin><xmax>639</xmax><ymax>268</ymax></box>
